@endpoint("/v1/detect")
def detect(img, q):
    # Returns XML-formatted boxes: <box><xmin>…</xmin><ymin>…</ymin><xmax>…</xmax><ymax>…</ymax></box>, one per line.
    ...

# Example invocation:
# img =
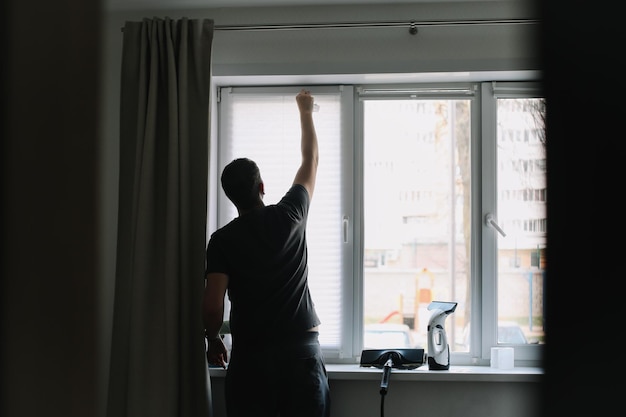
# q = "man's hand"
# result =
<box><xmin>206</xmin><ymin>336</ymin><xmax>228</xmax><ymax>369</ymax></box>
<box><xmin>296</xmin><ymin>89</ymin><xmax>315</xmax><ymax>114</ymax></box>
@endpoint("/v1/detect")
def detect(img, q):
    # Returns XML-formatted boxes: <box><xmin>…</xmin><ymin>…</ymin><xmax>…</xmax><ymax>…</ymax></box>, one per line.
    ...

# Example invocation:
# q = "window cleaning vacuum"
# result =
<box><xmin>360</xmin><ymin>349</ymin><xmax>427</xmax><ymax>417</ymax></box>
<box><xmin>359</xmin><ymin>301</ymin><xmax>458</xmax><ymax>416</ymax></box>
<box><xmin>427</xmin><ymin>301</ymin><xmax>458</xmax><ymax>370</ymax></box>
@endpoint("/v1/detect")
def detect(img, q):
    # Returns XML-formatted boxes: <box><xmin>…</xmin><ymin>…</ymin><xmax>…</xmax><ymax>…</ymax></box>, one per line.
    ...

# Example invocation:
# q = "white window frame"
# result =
<box><xmin>481</xmin><ymin>81</ymin><xmax>545</xmax><ymax>366</ymax></box>
<box><xmin>211</xmin><ymin>80</ymin><xmax>544</xmax><ymax>367</ymax></box>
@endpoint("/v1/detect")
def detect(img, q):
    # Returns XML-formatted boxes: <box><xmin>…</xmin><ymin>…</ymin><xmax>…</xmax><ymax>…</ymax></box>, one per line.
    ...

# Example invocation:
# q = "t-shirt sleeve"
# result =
<box><xmin>278</xmin><ymin>184</ymin><xmax>310</xmax><ymax>221</ymax></box>
<box><xmin>205</xmin><ymin>233</ymin><xmax>228</xmax><ymax>276</ymax></box>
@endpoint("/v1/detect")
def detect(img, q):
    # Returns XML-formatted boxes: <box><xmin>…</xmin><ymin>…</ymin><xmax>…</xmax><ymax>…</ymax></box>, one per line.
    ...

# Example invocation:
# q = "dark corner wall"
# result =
<box><xmin>541</xmin><ymin>0</ymin><xmax>620</xmax><ymax>416</ymax></box>
<box><xmin>1</xmin><ymin>1</ymin><xmax>102</xmax><ymax>417</ymax></box>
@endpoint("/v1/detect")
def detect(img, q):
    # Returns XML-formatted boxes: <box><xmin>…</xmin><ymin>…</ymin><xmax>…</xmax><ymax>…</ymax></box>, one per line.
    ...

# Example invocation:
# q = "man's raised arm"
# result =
<box><xmin>293</xmin><ymin>89</ymin><xmax>319</xmax><ymax>199</ymax></box>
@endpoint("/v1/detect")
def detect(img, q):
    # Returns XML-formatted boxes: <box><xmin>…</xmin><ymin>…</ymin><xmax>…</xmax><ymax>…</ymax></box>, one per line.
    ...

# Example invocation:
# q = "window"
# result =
<box><xmin>216</xmin><ymin>86</ymin><xmax>352</xmax><ymax>354</ymax></box>
<box><xmin>482</xmin><ymin>82</ymin><xmax>545</xmax><ymax>364</ymax></box>
<box><xmin>214</xmin><ymin>81</ymin><xmax>545</xmax><ymax>366</ymax></box>
<box><xmin>360</xmin><ymin>90</ymin><xmax>472</xmax><ymax>356</ymax></box>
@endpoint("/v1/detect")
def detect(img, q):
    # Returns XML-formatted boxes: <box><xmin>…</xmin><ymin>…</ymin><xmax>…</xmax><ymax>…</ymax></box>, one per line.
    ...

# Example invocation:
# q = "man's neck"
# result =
<box><xmin>238</xmin><ymin>201</ymin><xmax>265</xmax><ymax>217</ymax></box>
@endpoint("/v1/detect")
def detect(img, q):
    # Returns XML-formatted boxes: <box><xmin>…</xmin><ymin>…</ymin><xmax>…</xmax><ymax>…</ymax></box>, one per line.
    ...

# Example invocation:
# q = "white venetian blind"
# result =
<box><xmin>217</xmin><ymin>87</ymin><xmax>343</xmax><ymax>348</ymax></box>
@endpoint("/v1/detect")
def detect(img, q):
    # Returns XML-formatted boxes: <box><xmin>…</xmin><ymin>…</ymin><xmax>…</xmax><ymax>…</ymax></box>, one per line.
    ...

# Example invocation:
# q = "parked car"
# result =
<box><xmin>457</xmin><ymin>321</ymin><xmax>528</xmax><ymax>349</ymax></box>
<box><xmin>496</xmin><ymin>321</ymin><xmax>528</xmax><ymax>344</ymax></box>
<box><xmin>363</xmin><ymin>323</ymin><xmax>417</xmax><ymax>349</ymax></box>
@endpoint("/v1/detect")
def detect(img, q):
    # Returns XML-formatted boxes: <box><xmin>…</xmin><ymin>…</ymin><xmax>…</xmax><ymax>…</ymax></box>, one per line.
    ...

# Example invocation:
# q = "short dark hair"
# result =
<box><xmin>221</xmin><ymin>158</ymin><xmax>263</xmax><ymax>210</ymax></box>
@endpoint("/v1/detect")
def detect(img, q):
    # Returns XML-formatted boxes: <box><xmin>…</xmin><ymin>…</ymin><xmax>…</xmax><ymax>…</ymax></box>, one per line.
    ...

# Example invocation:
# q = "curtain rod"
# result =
<box><xmin>121</xmin><ymin>18</ymin><xmax>538</xmax><ymax>33</ymax></box>
<box><xmin>213</xmin><ymin>18</ymin><xmax>539</xmax><ymax>32</ymax></box>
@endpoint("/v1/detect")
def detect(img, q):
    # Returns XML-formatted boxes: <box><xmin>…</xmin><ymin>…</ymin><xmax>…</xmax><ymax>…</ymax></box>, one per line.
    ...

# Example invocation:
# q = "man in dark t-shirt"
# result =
<box><xmin>202</xmin><ymin>89</ymin><xmax>330</xmax><ymax>417</ymax></box>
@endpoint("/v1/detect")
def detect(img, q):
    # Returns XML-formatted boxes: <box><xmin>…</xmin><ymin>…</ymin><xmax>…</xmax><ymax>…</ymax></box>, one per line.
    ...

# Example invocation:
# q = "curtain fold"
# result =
<box><xmin>108</xmin><ymin>17</ymin><xmax>214</xmax><ymax>417</ymax></box>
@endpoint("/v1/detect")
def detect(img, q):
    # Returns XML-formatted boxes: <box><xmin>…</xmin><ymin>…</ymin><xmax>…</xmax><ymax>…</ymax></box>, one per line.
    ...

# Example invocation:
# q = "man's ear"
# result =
<box><xmin>259</xmin><ymin>182</ymin><xmax>265</xmax><ymax>196</ymax></box>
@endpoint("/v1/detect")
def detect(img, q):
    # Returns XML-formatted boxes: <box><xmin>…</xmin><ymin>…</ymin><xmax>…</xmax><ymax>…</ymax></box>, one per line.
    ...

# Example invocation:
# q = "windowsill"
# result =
<box><xmin>209</xmin><ymin>364</ymin><xmax>543</xmax><ymax>383</ymax></box>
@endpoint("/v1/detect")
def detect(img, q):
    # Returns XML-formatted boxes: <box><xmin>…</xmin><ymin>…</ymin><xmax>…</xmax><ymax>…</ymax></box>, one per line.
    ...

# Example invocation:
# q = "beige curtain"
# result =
<box><xmin>108</xmin><ymin>17</ymin><xmax>214</xmax><ymax>417</ymax></box>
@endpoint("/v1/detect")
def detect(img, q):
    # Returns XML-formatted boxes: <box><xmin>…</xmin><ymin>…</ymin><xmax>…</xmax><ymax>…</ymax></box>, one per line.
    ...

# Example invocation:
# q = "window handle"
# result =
<box><xmin>485</xmin><ymin>213</ymin><xmax>506</xmax><ymax>237</ymax></box>
<box><xmin>342</xmin><ymin>216</ymin><xmax>349</xmax><ymax>243</ymax></box>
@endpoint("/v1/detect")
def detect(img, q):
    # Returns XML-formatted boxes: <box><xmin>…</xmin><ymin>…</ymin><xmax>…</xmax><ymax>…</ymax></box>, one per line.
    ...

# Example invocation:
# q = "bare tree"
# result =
<box><xmin>529</xmin><ymin>98</ymin><xmax>547</xmax><ymax>146</ymax></box>
<box><xmin>454</xmin><ymin>101</ymin><xmax>471</xmax><ymax>331</ymax></box>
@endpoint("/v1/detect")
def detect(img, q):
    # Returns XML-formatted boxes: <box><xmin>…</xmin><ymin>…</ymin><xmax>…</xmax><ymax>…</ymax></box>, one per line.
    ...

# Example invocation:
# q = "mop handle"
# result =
<box><xmin>380</xmin><ymin>357</ymin><xmax>393</xmax><ymax>394</ymax></box>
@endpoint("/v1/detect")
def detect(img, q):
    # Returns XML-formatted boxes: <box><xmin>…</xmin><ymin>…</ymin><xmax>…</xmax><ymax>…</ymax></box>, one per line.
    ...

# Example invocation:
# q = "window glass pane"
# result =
<box><xmin>219</xmin><ymin>91</ymin><xmax>344</xmax><ymax>348</ymax></box>
<box><xmin>362</xmin><ymin>99</ymin><xmax>471</xmax><ymax>352</ymax></box>
<box><xmin>496</xmin><ymin>97</ymin><xmax>546</xmax><ymax>345</ymax></box>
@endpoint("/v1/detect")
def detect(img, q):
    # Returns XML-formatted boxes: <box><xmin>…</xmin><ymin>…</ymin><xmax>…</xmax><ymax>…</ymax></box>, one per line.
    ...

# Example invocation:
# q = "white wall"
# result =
<box><xmin>99</xmin><ymin>3</ymin><xmax>542</xmax><ymax>416</ymax></box>
<box><xmin>209</xmin><ymin>4</ymin><xmax>540</xmax><ymax>78</ymax></box>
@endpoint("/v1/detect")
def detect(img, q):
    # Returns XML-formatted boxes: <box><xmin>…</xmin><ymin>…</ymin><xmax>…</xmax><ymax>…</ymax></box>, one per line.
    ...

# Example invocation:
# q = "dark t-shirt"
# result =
<box><xmin>205</xmin><ymin>184</ymin><xmax>321</xmax><ymax>345</ymax></box>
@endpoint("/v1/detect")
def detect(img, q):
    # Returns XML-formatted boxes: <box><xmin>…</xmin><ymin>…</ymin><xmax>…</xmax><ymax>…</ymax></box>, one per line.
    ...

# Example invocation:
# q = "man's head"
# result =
<box><xmin>221</xmin><ymin>158</ymin><xmax>264</xmax><ymax>211</ymax></box>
